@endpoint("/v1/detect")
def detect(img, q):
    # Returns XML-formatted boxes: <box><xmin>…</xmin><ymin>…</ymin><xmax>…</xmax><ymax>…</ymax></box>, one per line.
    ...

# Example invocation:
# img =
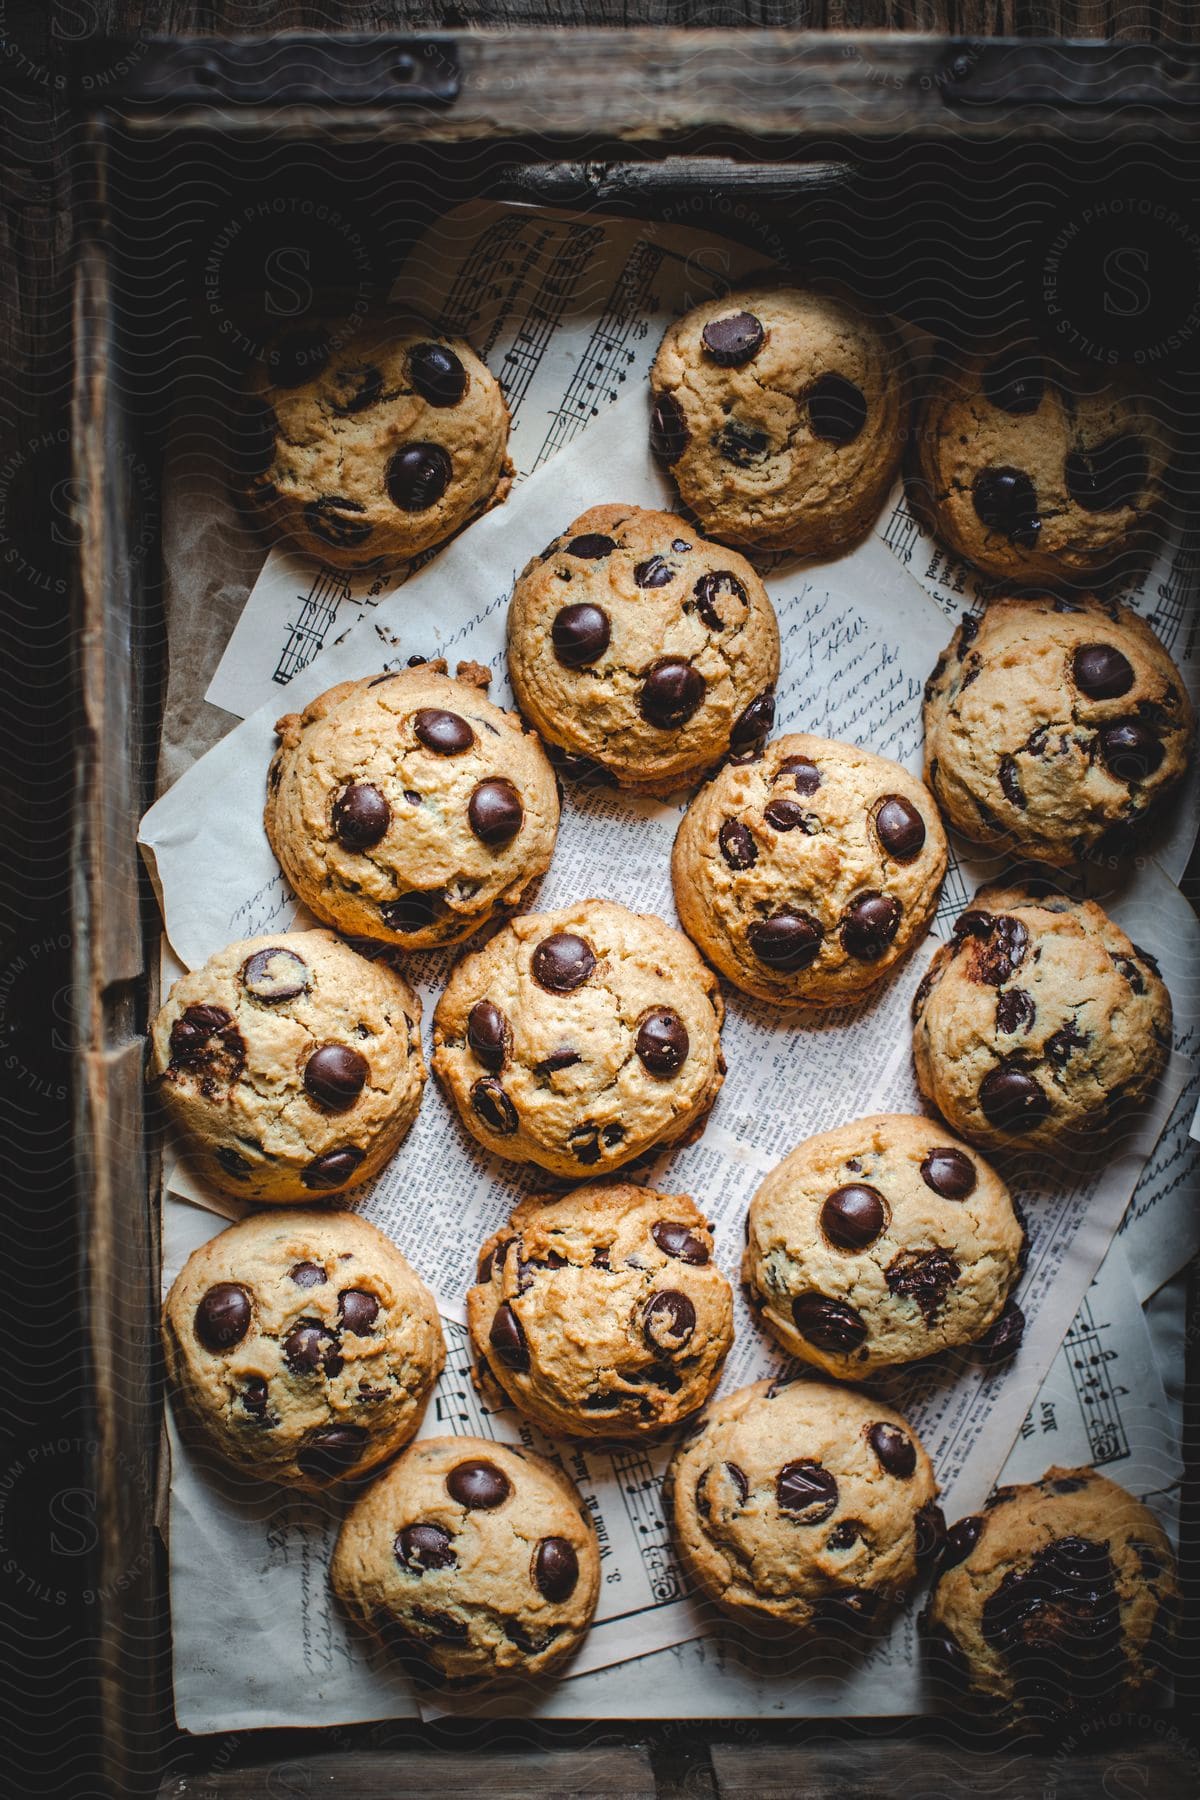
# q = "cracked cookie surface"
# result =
<box><xmin>649</xmin><ymin>286</ymin><xmax>906</xmax><ymax>556</ymax></box>
<box><xmin>909</xmin><ymin>347</ymin><xmax>1171</xmax><ymax>586</ymax></box>
<box><xmin>912</xmin><ymin>887</ymin><xmax>1172</xmax><ymax>1157</ymax></box>
<box><xmin>432</xmin><ymin>898</ymin><xmax>725</xmax><ymax>1178</ymax></box>
<box><xmin>922</xmin><ymin>1467</ymin><xmax>1178</xmax><ymax>1724</ymax></box>
<box><xmin>467</xmin><ymin>1183</ymin><xmax>734</xmax><ymax>1438</ymax></box>
<box><xmin>265</xmin><ymin>662</ymin><xmax>560</xmax><ymax>950</ymax></box>
<box><xmin>147</xmin><ymin>930</ymin><xmax>425</xmax><ymax>1202</ymax></box>
<box><xmin>243</xmin><ymin>310</ymin><xmax>512</xmax><ymax>567</ymax></box>
<box><xmin>506</xmin><ymin>503</ymin><xmax>780</xmax><ymax>795</ymax></box>
<box><xmin>670</xmin><ymin>1377</ymin><xmax>940</xmax><ymax>1629</ymax></box>
<box><xmin>923</xmin><ymin>595</ymin><xmax>1193</xmax><ymax>868</ymax></box>
<box><xmin>331</xmin><ymin>1434</ymin><xmax>600</xmax><ymax>1684</ymax></box>
<box><xmin>162</xmin><ymin>1209</ymin><xmax>444</xmax><ymax>1491</ymax></box>
<box><xmin>744</xmin><ymin>1113</ymin><xmax>1026</xmax><ymax>1378</ymax></box>
<box><xmin>671</xmin><ymin>732</ymin><xmax>947</xmax><ymax>1007</ymax></box>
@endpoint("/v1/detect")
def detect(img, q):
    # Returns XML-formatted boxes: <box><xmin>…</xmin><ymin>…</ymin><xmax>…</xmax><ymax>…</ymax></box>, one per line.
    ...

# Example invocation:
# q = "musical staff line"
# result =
<box><xmin>273</xmin><ymin>567</ymin><xmax>353</xmax><ymax>687</ymax></box>
<box><xmin>610</xmin><ymin>1444</ymin><xmax>686</xmax><ymax>1606</ymax></box>
<box><xmin>1063</xmin><ymin>1297</ymin><xmax>1130</xmax><ymax>1466</ymax></box>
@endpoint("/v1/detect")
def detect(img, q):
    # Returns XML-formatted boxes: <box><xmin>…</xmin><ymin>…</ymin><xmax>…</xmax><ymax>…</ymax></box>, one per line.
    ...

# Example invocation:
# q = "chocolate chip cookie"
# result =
<box><xmin>148</xmin><ymin>930</ymin><xmax>425</xmax><ymax>1202</ymax></box>
<box><xmin>331</xmin><ymin>1435</ymin><xmax>600</xmax><ymax>1684</ymax></box>
<box><xmin>467</xmin><ymin>1183</ymin><xmax>734</xmax><ymax>1438</ymax></box>
<box><xmin>243</xmin><ymin>311</ymin><xmax>512</xmax><ymax>567</ymax></box>
<box><xmin>432</xmin><ymin>898</ymin><xmax>726</xmax><ymax>1178</ymax></box>
<box><xmin>265</xmin><ymin>661</ymin><xmax>560</xmax><ymax>950</ymax></box>
<box><xmin>913</xmin><ymin>887</ymin><xmax>1172</xmax><ymax>1156</ymax></box>
<box><xmin>669</xmin><ymin>1377</ymin><xmax>941</xmax><ymax>1629</ymax></box>
<box><xmin>162</xmin><ymin>1209</ymin><xmax>444</xmax><ymax>1490</ymax></box>
<box><xmin>924</xmin><ymin>595</ymin><xmax>1193</xmax><ymax>868</ymax></box>
<box><xmin>671</xmin><ymin>732</ymin><xmax>947</xmax><ymax>1007</ymax></box>
<box><xmin>922</xmin><ymin>1467</ymin><xmax>1178</xmax><ymax>1724</ymax></box>
<box><xmin>506</xmin><ymin>504</ymin><xmax>780</xmax><ymax>795</ymax></box>
<box><xmin>649</xmin><ymin>286</ymin><xmax>906</xmax><ymax>556</ymax></box>
<box><xmin>910</xmin><ymin>346</ymin><xmax>1171</xmax><ymax>587</ymax></box>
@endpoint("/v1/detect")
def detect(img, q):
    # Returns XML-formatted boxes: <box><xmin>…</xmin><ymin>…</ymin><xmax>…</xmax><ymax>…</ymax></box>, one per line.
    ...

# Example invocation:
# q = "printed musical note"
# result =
<box><xmin>1063</xmin><ymin>1295</ymin><xmax>1130</xmax><ymax>1466</ymax></box>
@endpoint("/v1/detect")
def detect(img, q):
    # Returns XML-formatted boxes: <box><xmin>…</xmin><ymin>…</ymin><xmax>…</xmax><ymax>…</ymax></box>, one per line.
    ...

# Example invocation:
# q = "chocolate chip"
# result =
<box><xmin>338</xmin><ymin>1288</ymin><xmax>379</xmax><ymax>1334</ymax></box>
<box><xmin>634</xmin><ymin>554</ymin><xmax>674</xmax><ymax>588</ymax></box>
<box><xmin>471</xmin><ymin>1077</ymin><xmax>518</xmax><ymax>1136</ymax></box>
<box><xmin>532</xmin><ymin>1047</ymin><xmax>580</xmax><ymax>1078</ymax></box>
<box><xmin>827</xmin><ymin>1520</ymin><xmax>862</xmax><ymax>1551</ymax></box>
<box><xmin>1065</xmin><ymin>436</ymin><xmax>1146</xmax><ymax>512</ymax></box>
<box><xmin>302</xmin><ymin>495</ymin><xmax>372</xmax><ymax>549</ymax></box>
<box><xmin>635</xmin><ymin>1010</ymin><xmax>689</xmax><ymax>1076</ymax></box>
<box><xmin>807</xmin><ymin>374</ymin><xmax>867</xmax><ymax>444</ymax></box>
<box><xmin>565</xmin><ymin>534</ymin><xmax>618</xmax><ymax>563</ymax></box>
<box><xmin>569</xmin><ymin>1126</ymin><xmax>602</xmax><ymax>1165</ymax></box>
<box><xmin>724</xmin><ymin>1462</ymin><xmax>749</xmax><ymax>1505</ymax></box>
<box><xmin>779</xmin><ymin>755</ymin><xmax>821</xmax><ymax>795</ymax></box>
<box><xmin>791</xmin><ymin>1292</ymin><xmax>868</xmax><ymax>1352</ymax></box>
<box><xmin>409</xmin><ymin>342</ymin><xmax>467</xmax><ymax>407</ymax></box>
<box><xmin>924</xmin><ymin>1625</ymin><xmax>971</xmax><ymax>1688</ymax></box>
<box><xmin>749</xmin><ymin>911</ymin><xmax>824</xmax><ymax>971</ymax></box>
<box><xmin>169</xmin><ymin>1005</ymin><xmax>245</xmax><ymax>1089</ymax></box>
<box><xmin>996</xmin><ymin>988</ymin><xmax>1036</xmax><ymax>1035</ymax></box>
<box><xmin>446</xmin><ymin>1459</ymin><xmax>510</xmax><ymax>1509</ymax></box>
<box><xmin>215</xmin><ymin>1147</ymin><xmax>251</xmax><ymax>1182</ymax></box>
<box><xmin>240</xmin><ymin>1376</ymin><xmax>271</xmax><ymax>1422</ymax></box>
<box><xmin>467</xmin><ymin>778</ymin><xmax>523</xmax><ymax>847</ymax></box>
<box><xmin>972</xmin><ymin>467</ymin><xmax>1041</xmax><ymax>546</ymax></box>
<box><xmin>395</xmin><ymin>1523</ymin><xmax>457</xmax><ymax>1572</ymax></box>
<box><xmin>386</xmin><ymin>442</ymin><xmax>452</xmax><ymax>512</ymax></box>
<box><xmin>776</xmin><ymin>1460</ymin><xmax>839</xmax><ymax>1522</ymax></box>
<box><xmin>533</xmin><ymin>1537</ymin><xmax>579</xmax><ymax>1603</ymax></box>
<box><xmin>296</xmin><ymin>1425</ymin><xmax>367</xmax><ymax>1481</ymax></box>
<box><xmin>867</xmin><ymin>1422</ymin><xmax>916</xmax><ymax>1478</ymax></box>
<box><xmin>414</xmin><ymin>708</ymin><xmax>474</xmax><ymax>755</ymax></box>
<box><xmin>551</xmin><ymin>602</ymin><xmax>610</xmax><ymax>669</ymax></box>
<box><xmin>487</xmin><ymin>1301</ymin><xmax>531</xmax><ymax>1374</ymax></box>
<box><xmin>764</xmin><ymin>798</ymin><xmax>814</xmax><ymax>833</ymax></box>
<box><xmin>941</xmin><ymin>1514</ymin><xmax>984</xmax><ymax>1568</ymax></box>
<box><xmin>1099</xmin><ymin>719</ymin><xmax>1164</xmax><ymax>781</ymax></box>
<box><xmin>380</xmin><ymin>892</ymin><xmax>441</xmax><ymax>933</ymax></box>
<box><xmin>328</xmin><ymin>364</ymin><xmax>384</xmax><ymax>416</ymax></box>
<box><xmin>961</xmin><ymin>912</ymin><xmax>1029</xmax><ymax>986</ymax></box>
<box><xmin>303</xmin><ymin>1044</ymin><xmax>369</xmax><ymax>1111</ymax></box>
<box><xmin>466</xmin><ymin>1001</ymin><xmax>509</xmax><ymax>1073</ymax></box>
<box><xmin>693</xmin><ymin>569</ymin><xmax>747</xmax><ymax>632</ymax></box>
<box><xmin>650</xmin><ymin>392</ymin><xmax>689</xmax><ymax>463</ymax></box>
<box><xmin>978</xmin><ymin>1302</ymin><xmax>1025</xmax><ymax>1366</ymax></box>
<box><xmin>998</xmin><ymin>756</ymin><xmax>1026</xmax><ymax>810</ymax></box>
<box><xmin>821</xmin><ymin>1184</ymin><xmax>886</xmax><ymax>1250</ymax></box>
<box><xmin>718</xmin><ymin>818</ymin><xmax>757</xmax><ymax>869</ymax></box>
<box><xmin>283</xmin><ymin>1319</ymin><xmax>342</xmax><ymax>1377</ymax></box>
<box><xmin>1045</xmin><ymin>1018</ymin><xmax>1088</xmax><ymax>1065</ymax></box>
<box><xmin>982</xmin><ymin>355</ymin><xmax>1044</xmax><ymax>416</ymax></box>
<box><xmin>195</xmin><ymin>1284</ymin><xmax>251</xmax><ymax>1352</ymax></box>
<box><xmin>920</xmin><ymin>1148</ymin><xmax>977</xmax><ymax>1200</ymax></box>
<box><xmin>240</xmin><ymin>947</ymin><xmax>311</xmax><ymax>1003</ymax></box>
<box><xmin>840</xmin><ymin>893</ymin><xmax>901</xmax><ymax>960</ymax></box>
<box><xmin>885</xmin><ymin>1248</ymin><xmax>961</xmax><ymax>1324</ymax></box>
<box><xmin>639</xmin><ymin>658</ymin><xmax>705</xmax><ymax>729</ymax></box>
<box><xmin>717</xmin><ymin>419</ymin><xmax>769</xmax><ymax>466</ymax></box>
<box><xmin>979</xmin><ymin>1065</ymin><xmax>1050</xmax><ymax>1133</ymax></box>
<box><xmin>1073</xmin><ymin>644</ymin><xmax>1135</xmax><ymax>700</ymax></box>
<box><xmin>672</xmin><ymin>538</ymin><xmax>692</xmax><ymax>552</ymax></box>
<box><xmin>301</xmin><ymin>1146</ymin><xmax>365</xmax><ymax>1189</ymax></box>
<box><xmin>874</xmin><ymin>795</ymin><xmax>927</xmax><ymax>860</ymax></box>
<box><xmin>332</xmin><ymin>782</ymin><xmax>391</xmax><ymax>849</ymax></box>
<box><xmin>643</xmin><ymin>1290</ymin><xmax>697</xmax><ymax>1352</ymax></box>
<box><xmin>531</xmin><ymin>932</ymin><xmax>595</xmax><ymax>993</ymax></box>
<box><xmin>701</xmin><ymin>310</ymin><xmax>764</xmax><ymax>366</ymax></box>
<box><xmin>413</xmin><ymin>1605</ymin><xmax>469</xmax><ymax>1642</ymax></box>
<box><xmin>730</xmin><ymin>689</ymin><xmax>775</xmax><ymax>751</ymax></box>
<box><xmin>290</xmin><ymin>1261</ymin><xmax>326</xmax><ymax>1288</ymax></box>
<box><xmin>651</xmin><ymin>1220</ymin><xmax>709</xmax><ymax>1264</ymax></box>
<box><xmin>916</xmin><ymin>1500</ymin><xmax>947</xmax><ymax>1563</ymax></box>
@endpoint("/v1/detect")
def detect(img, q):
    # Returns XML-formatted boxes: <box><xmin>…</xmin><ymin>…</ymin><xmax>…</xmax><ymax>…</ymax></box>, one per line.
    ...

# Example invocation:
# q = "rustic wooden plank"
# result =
<box><xmin>158</xmin><ymin>1747</ymin><xmax>659</xmax><ymax>1798</ymax></box>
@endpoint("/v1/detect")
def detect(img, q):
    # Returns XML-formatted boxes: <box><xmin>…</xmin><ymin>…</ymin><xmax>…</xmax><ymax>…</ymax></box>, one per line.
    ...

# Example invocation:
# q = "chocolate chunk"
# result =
<box><xmin>885</xmin><ymin>1248</ymin><xmax>961</xmax><ymax>1323</ymax></box>
<box><xmin>551</xmin><ymin>602</ymin><xmax>610</xmax><ymax>668</ymax></box>
<box><xmin>283</xmin><ymin>1319</ymin><xmax>342</xmax><ymax>1377</ymax></box>
<box><xmin>534</xmin><ymin>1047</ymin><xmax>581</xmax><ymax>1076</ymax></box>
<box><xmin>776</xmin><ymin>1460</ymin><xmax>838</xmax><ymax>1522</ymax></box>
<box><xmin>717</xmin><ymin>418</ymin><xmax>769</xmax><ymax>466</ymax></box>
<box><xmin>569</xmin><ymin>1126</ymin><xmax>602</xmax><ymax>1165</ymax></box>
<box><xmin>981</xmin><ymin>1534</ymin><xmax>1123</xmax><ymax>1716</ymax></box>
<box><xmin>634</xmin><ymin>554</ymin><xmax>674</xmax><ymax>589</ymax></box>
<box><xmin>303</xmin><ymin>1044</ymin><xmax>369</xmax><ymax>1111</ymax></box>
<box><xmin>395</xmin><ymin>1523</ymin><xmax>457</xmax><ymax>1572</ymax></box>
<box><xmin>979</xmin><ymin>1065</ymin><xmax>1050</xmax><ymax>1133</ymax></box>
<box><xmin>446</xmin><ymin>1459</ymin><xmax>510</xmax><ymax>1509</ymax></box>
<box><xmin>565</xmin><ymin>532</ymin><xmax>616</xmax><ymax>560</ymax></box>
<box><xmin>672</xmin><ymin>538</ymin><xmax>692</xmax><ymax>552</ymax></box>
<box><xmin>328</xmin><ymin>363</ymin><xmax>384</xmax><ymax>416</ymax></box>
<box><xmin>978</xmin><ymin>1302</ymin><xmax>1025</xmax><ymax>1366</ymax></box>
<box><xmin>296</xmin><ymin>1425</ymin><xmax>367</xmax><ymax>1481</ymax></box>
<box><xmin>169</xmin><ymin>1005</ymin><xmax>245</xmax><ymax>1091</ymax></box>
<box><xmin>982</xmin><ymin>355</ymin><xmax>1044</xmax><ymax>416</ymax></box>
<box><xmin>639</xmin><ymin>658</ymin><xmax>705</xmax><ymax>729</ymax></box>
<box><xmin>531</xmin><ymin>932</ymin><xmax>595</xmax><ymax>993</ymax></box>
<box><xmin>1065</xmin><ymin>436</ymin><xmax>1146</xmax><ymax>512</ymax></box>
<box><xmin>468</xmin><ymin>778</ymin><xmax>523</xmax><ymax>846</ymax></box>
<box><xmin>718</xmin><ymin>818</ymin><xmax>757</xmax><ymax>869</ymax></box>
<box><xmin>778</xmin><ymin>755</ymin><xmax>821</xmax><ymax>795</ymax></box>
<box><xmin>821</xmin><ymin>1184</ymin><xmax>886</xmax><ymax>1250</ymax></box>
<box><xmin>827</xmin><ymin>1520</ymin><xmax>862</xmax><ymax>1551</ymax></box>
<box><xmin>999</xmin><ymin>755</ymin><xmax>1026</xmax><ymax>810</ymax></box>
<box><xmin>240</xmin><ymin>947</ymin><xmax>311</xmax><ymax>1003</ymax></box>
<box><xmin>195</xmin><ymin>1284</ymin><xmax>251</xmax><ymax>1352</ymax></box>
<box><xmin>290</xmin><ymin>1261</ymin><xmax>326</xmax><ymax>1288</ymax></box>
<box><xmin>651</xmin><ymin>1220</ymin><xmax>709</xmax><ymax>1264</ymax></box>
<box><xmin>467</xmin><ymin>1000</ymin><xmax>509</xmax><ymax>1071</ymax></box>
<box><xmin>471</xmin><ymin>1077</ymin><xmax>518</xmax><ymax>1136</ymax></box>
<box><xmin>269</xmin><ymin>327</ymin><xmax>329</xmax><ymax>388</ymax></box>
<box><xmin>332</xmin><ymin>782</ymin><xmax>391</xmax><ymax>849</ymax></box>
<box><xmin>338</xmin><ymin>1288</ymin><xmax>379</xmax><ymax>1334</ymax></box>
<box><xmin>489</xmin><ymin>1301</ymin><xmax>530</xmax><ymax>1371</ymax></box>
<box><xmin>533</xmin><ymin>1537</ymin><xmax>579</xmax><ymax>1603</ymax></box>
<box><xmin>643</xmin><ymin>1289</ymin><xmax>697</xmax><ymax>1352</ymax></box>
<box><xmin>301</xmin><ymin>1146</ymin><xmax>365</xmax><ymax>1189</ymax></box>
<box><xmin>650</xmin><ymin>392</ymin><xmax>689</xmax><ymax>463</ymax></box>
<box><xmin>1045</xmin><ymin>1019</ymin><xmax>1088</xmax><ymax>1065</ymax></box>
<box><xmin>240</xmin><ymin>1376</ymin><xmax>271</xmax><ymax>1422</ymax></box>
<box><xmin>386</xmin><ymin>442</ymin><xmax>452</xmax><ymax>512</ymax></box>
<box><xmin>996</xmin><ymin>988</ymin><xmax>1036</xmax><ymax>1035</ymax></box>
<box><xmin>409</xmin><ymin>342</ymin><xmax>467</xmax><ymax>407</ymax></box>
<box><xmin>215</xmin><ymin>1147</ymin><xmax>251</xmax><ymax>1182</ymax></box>
<box><xmin>1073</xmin><ymin>644</ymin><xmax>1135</xmax><ymax>700</ymax></box>
<box><xmin>916</xmin><ymin>1500</ymin><xmax>947</xmax><ymax>1563</ymax></box>
<box><xmin>868</xmin><ymin>1422</ymin><xmax>917</xmax><ymax>1478</ymax></box>
<box><xmin>972</xmin><ymin>467</ymin><xmax>1041</xmax><ymax>546</ymax></box>
<box><xmin>730</xmin><ymin>689</ymin><xmax>775</xmax><ymax>752</ymax></box>
<box><xmin>840</xmin><ymin>893</ymin><xmax>901</xmax><ymax>960</ymax></box>
<box><xmin>749</xmin><ymin>911</ymin><xmax>824</xmax><ymax>971</ymax></box>
<box><xmin>725</xmin><ymin>1462</ymin><xmax>749</xmax><ymax>1505</ymax></box>
<box><xmin>702</xmin><ymin>310</ymin><xmax>765</xmax><ymax>366</ymax></box>
<box><xmin>1099</xmin><ymin>719</ymin><xmax>1164</xmax><ymax>781</ymax></box>
<box><xmin>764</xmin><ymin>797</ymin><xmax>814</xmax><ymax>833</ymax></box>
<box><xmin>807</xmin><ymin>374</ymin><xmax>867</xmax><ymax>444</ymax></box>
<box><xmin>692</xmin><ymin>569</ymin><xmax>747</xmax><ymax>632</ymax></box>
<box><xmin>303</xmin><ymin>491</ymin><xmax>373</xmax><ymax>550</ymax></box>
<box><xmin>874</xmin><ymin>794</ymin><xmax>927</xmax><ymax>861</ymax></box>
<box><xmin>961</xmin><ymin>913</ymin><xmax>1029</xmax><ymax>986</ymax></box>
<box><xmin>414</xmin><ymin>707</ymin><xmax>474</xmax><ymax>755</ymax></box>
<box><xmin>941</xmin><ymin>1514</ymin><xmax>984</xmax><ymax>1568</ymax></box>
<box><xmin>791</xmin><ymin>1292</ymin><xmax>868</xmax><ymax>1352</ymax></box>
<box><xmin>635</xmin><ymin>1009</ymin><xmax>690</xmax><ymax>1076</ymax></box>
<box><xmin>380</xmin><ymin>891</ymin><xmax>441</xmax><ymax>933</ymax></box>
<box><xmin>413</xmin><ymin>1606</ymin><xmax>469</xmax><ymax>1642</ymax></box>
<box><xmin>924</xmin><ymin>1625</ymin><xmax>971</xmax><ymax>1688</ymax></box>
<box><xmin>920</xmin><ymin>1147</ymin><xmax>977</xmax><ymax>1199</ymax></box>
